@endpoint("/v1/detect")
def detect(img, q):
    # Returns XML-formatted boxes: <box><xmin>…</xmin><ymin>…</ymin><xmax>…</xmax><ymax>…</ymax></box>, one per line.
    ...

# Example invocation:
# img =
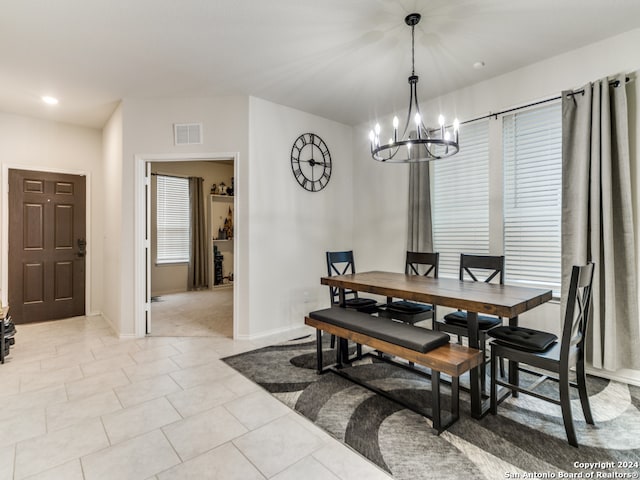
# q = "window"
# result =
<box><xmin>156</xmin><ymin>175</ymin><xmax>190</xmax><ymax>264</ymax></box>
<box><xmin>503</xmin><ymin>102</ymin><xmax>562</xmax><ymax>294</ymax></box>
<box><xmin>432</xmin><ymin>119</ymin><xmax>490</xmax><ymax>277</ymax></box>
<box><xmin>431</xmin><ymin>102</ymin><xmax>562</xmax><ymax>291</ymax></box>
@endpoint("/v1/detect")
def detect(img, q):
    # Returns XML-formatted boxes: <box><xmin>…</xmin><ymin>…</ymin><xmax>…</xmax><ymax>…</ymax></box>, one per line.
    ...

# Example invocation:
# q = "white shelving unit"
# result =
<box><xmin>210</xmin><ymin>195</ymin><xmax>234</xmax><ymax>287</ymax></box>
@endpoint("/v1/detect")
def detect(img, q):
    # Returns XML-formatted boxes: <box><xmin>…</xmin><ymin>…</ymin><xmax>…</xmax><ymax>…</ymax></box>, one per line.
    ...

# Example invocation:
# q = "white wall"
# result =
<box><xmin>0</xmin><ymin>112</ymin><xmax>104</xmax><ymax>317</ymax></box>
<box><xmin>248</xmin><ymin>97</ymin><xmax>355</xmax><ymax>337</ymax></box>
<box><xmin>353</xmin><ymin>28</ymin><xmax>640</xmax><ymax>383</ymax></box>
<box><xmin>102</xmin><ymin>104</ymin><xmax>123</xmax><ymax>332</ymax></box>
<box><xmin>119</xmin><ymin>96</ymin><xmax>249</xmax><ymax>336</ymax></box>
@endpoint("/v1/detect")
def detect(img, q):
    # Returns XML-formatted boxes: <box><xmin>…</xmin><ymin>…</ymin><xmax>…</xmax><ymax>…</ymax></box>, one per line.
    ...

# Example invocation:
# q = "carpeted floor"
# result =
<box><xmin>223</xmin><ymin>335</ymin><xmax>640</xmax><ymax>480</ymax></box>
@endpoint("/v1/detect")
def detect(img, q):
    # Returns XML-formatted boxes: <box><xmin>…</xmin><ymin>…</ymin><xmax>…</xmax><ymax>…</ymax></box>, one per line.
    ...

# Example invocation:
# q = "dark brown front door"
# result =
<box><xmin>8</xmin><ymin>169</ymin><xmax>86</xmax><ymax>324</ymax></box>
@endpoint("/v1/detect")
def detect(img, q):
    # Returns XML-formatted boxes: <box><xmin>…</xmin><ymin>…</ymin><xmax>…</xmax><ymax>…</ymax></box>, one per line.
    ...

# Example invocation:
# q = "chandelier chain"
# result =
<box><xmin>411</xmin><ymin>23</ymin><xmax>416</xmax><ymax>76</ymax></box>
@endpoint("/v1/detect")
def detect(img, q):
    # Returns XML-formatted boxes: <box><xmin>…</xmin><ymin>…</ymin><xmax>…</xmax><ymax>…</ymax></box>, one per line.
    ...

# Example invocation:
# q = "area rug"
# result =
<box><xmin>222</xmin><ymin>335</ymin><xmax>640</xmax><ymax>480</ymax></box>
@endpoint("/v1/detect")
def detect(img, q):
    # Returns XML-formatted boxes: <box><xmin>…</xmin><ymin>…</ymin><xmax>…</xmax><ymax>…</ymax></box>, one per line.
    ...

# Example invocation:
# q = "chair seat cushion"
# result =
<box><xmin>386</xmin><ymin>300</ymin><xmax>432</xmax><ymax>314</ymax></box>
<box><xmin>345</xmin><ymin>297</ymin><xmax>377</xmax><ymax>308</ymax></box>
<box><xmin>443</xmin><ymin>311</ymin><xmax>501</xmax><ymax>329</ymax></box>
<box><xmin>488</xmin><ymin>325</ymin><xmax>558</xmax><ymax>352</ymax></box>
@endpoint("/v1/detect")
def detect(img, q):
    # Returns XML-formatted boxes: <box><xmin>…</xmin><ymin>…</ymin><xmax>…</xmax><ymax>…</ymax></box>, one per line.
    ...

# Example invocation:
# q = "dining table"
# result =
<box><xmin>320</xmin><ymin>270</ymin><xmax>553</xmax><ymax>418</ymax></box>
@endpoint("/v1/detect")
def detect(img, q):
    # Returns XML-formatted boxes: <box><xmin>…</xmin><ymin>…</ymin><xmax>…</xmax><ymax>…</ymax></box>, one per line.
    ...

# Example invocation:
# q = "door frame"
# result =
<box><xmin>1</xmin><ymin>164</ymin><xmax>92</xmax><ymax>315</ymax></box>
<box><xmin>134</xmin><ymin>152</ymin><xmax>239</xmax><ymax>338</ymax></box>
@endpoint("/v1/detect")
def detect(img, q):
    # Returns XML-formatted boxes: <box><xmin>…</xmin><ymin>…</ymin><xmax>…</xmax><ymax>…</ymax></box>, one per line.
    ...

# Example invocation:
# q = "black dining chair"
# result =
<box><xmin>489</xmin><ymin>262</ymin><xmax>595</xmax><ymax>448</ymax></box>
<box><xmin>326</xmin><ymin>250</ymin><xmax>379</xmax><ymax>348</ymax></box>
<box><xmin>379</xmin><ymin>251</ymin><xmax>438</xmax><ymax>325</ymax></box>
<box><xmin>433</xmin><ymin>254</ymin><xmax>505</xmax><ymax>390</ymax></box>
<box><xmin>326</xmin><ymin>250</ymin><xmax>379</xmax><ymax>312</ymax></box>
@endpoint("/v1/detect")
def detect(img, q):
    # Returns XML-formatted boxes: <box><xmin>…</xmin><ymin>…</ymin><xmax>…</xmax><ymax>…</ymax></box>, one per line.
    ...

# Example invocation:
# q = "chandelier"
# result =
<box><xmin>369</xmin><ymin>13</ymin><xmax>460</xmax><ymax>163</ymax></box>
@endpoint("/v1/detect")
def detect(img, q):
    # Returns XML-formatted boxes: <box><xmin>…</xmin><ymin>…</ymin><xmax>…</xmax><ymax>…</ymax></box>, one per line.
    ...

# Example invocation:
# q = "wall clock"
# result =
<box><xmin>290</xmin><ymin>133</ymin><xmax>332</xmax><ymax>192</ymax></box>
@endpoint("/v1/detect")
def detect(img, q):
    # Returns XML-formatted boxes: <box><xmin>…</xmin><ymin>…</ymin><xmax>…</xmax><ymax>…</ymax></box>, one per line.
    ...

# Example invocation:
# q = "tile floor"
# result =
<box><xmin>0</xmin><ymin>315</ymin><xmax>393</xmax><ymax>480</ymax></box>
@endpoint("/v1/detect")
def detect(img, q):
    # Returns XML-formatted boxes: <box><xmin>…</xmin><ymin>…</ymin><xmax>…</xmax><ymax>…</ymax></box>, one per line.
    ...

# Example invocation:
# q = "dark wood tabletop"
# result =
<box><xmin>321</xmin><ymin>271</ymin><xmax>553</xmax><ymax>418</ymax></box>
<box><xmin>321</xmin><ymin>271</ymin><xmax>552</xmax><ymax>319</ymax></box>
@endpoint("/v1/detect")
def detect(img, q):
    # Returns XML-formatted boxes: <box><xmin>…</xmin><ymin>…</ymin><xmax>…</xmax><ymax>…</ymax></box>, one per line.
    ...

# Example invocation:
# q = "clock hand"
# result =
<box><xmin>299</xmin><ymin>159</ymin><xmax>326</xmax><ymax>166</ymax></box>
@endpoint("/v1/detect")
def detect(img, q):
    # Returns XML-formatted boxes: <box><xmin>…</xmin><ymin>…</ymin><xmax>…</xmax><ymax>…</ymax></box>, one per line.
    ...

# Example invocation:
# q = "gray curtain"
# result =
<box><xmin>188</xmin><ymin>176</ymin><xmax>209</xmax><ymax>290</ymax></box>
<box><xmin>407</xmin><ymin>162</ymin><xmax>433</xmax><ymax>252</ymax></box>
<box><xmin>561</xmin><ymin>74</ymin><xmax>639</xmax><ymax>370</ymax></box>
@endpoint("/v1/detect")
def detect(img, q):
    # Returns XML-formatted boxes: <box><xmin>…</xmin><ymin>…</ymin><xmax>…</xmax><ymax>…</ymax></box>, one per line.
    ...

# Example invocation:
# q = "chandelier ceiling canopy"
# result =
<box><xmin>369</xmin><ymin>13</ymin><xmax>460</xmax><ymax>163</ymax></box>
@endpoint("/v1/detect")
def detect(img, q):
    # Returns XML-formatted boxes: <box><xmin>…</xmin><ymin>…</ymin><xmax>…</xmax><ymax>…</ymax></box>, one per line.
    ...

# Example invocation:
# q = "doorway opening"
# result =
<box><xmin>134</xmin><ymin>153</ymin><xmax>239</xmax><ymax>339</ymax></box>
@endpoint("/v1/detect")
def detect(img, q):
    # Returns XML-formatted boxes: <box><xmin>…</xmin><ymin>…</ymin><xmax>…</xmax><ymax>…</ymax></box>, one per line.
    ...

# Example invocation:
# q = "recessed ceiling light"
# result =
<box><xmin>42</xmin><ymin>96</ymin><xmax>59</xmax><ymax>105</ymax></box>
<box><xmin>473</xmin><ymin>61</ymin><xmax>486</xmax><ymax>69</ymax></box>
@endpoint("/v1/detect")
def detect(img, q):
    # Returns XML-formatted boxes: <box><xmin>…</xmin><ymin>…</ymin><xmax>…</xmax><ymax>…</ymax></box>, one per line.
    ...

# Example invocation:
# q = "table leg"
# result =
<box><xmin>508</xmin><ymin>316</ymin><xmax>519</xmax><ymax>397</ymax></box>
<box><xmin>467</xmin><ymin>311</ymin><xmax>483</xmax><ymax>418</ymax></box>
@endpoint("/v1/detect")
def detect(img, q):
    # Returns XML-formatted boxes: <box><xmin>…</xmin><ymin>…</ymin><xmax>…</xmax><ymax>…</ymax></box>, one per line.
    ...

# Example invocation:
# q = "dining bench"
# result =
<box><xmin>305</xmin><ymin>307</ymin><xmax>483</xmax><ymax>432</ymax></box>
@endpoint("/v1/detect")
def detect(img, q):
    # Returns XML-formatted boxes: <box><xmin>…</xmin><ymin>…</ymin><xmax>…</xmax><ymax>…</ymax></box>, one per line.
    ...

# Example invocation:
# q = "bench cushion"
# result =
<box><xmin>309</xmin><ymin>307</ymin><xmax>449</xmax><ymax>353</ymax></box>
<box><xmin>488</xmin><ymin>325</ymin><xmax>558</xmax><ymax>352</ymax></box>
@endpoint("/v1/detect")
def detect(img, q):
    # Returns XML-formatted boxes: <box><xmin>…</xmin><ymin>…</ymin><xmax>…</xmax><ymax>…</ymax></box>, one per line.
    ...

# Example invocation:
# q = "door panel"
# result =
<box><xmin>8</xmin><ymin>169</ymin><xmax>86</xmax><ymax>324</ymax></box>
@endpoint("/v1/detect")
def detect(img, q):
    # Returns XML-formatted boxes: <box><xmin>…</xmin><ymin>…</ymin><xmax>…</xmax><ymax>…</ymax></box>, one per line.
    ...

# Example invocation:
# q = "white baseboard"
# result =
<box><xmin>586</xmin><ymin>365</ymin><xmax>640</xmax><ymax>387</ymax></box>
<box><xmin>236</xmin><ymin>324</ymin><xmax>314</xmax><ymax>343</ymax></box>
<box><xmin>99</xmin><ymin>312</ymin><xmax>118</xmax><ymax>336</ymax></box>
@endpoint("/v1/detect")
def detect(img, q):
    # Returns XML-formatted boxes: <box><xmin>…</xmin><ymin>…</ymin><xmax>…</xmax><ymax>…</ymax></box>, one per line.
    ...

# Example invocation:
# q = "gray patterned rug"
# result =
<box><xmin>222</xmin><ymin>335</ymin><xmax>640</xmax><ymax>480</ymax></box>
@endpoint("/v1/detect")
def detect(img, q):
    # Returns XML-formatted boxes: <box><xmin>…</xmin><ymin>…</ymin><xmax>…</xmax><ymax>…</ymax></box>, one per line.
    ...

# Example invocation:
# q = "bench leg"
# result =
<box><xmin>316</xmin><ymin>329</ymin><xmax>323</xmax><ymax>374</ymax></box>
<box><xmin>451</xmin><ymin>376</ymin><xmax>459</xmax><ymax>420</ymax></box>
<box><xmin>337</xmin><ymin>337</ymin><xmax>349</xmax><ymax>367</ymax></box>
<box><xmin>431</xmin><ymin>371</ymin><xmax>441</xmax><ymax>432</ymax></box>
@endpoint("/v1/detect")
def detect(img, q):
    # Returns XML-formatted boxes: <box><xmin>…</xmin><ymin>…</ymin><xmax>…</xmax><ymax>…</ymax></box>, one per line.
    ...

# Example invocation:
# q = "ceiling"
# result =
<box><xmin>2</xmin><ymin>0</ymin><xmax>640</xmax><ymax>129</ymax></box>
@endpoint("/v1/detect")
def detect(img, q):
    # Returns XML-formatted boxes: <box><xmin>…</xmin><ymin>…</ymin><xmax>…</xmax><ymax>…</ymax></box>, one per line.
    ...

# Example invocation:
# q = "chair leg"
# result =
<box><xmin>490</xmin><ymin>348</ymin><xmax>498</xmax><ymax>414</ymax></box>
<box><xmin>559</xmin><ymin>369</ymin><xmax>578</xmax><ymax>447</ymax></box>
<box><xmin>480</xmin><ymin>342</ymin><xmax>487</xmax><ymax>392</ymax></box>
<box><xmin>330</xmin><ymin>334</ymin><xmax>335</xmax><ymax>349</ymax></box>
<box><xmin>576</xmin><ymin>356</ymin><xmax>594</xmax><ymax>425</ymax></box>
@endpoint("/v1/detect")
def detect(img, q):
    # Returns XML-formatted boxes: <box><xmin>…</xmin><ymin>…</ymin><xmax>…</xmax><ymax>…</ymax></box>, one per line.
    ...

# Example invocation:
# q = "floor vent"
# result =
<box><xmin>174</xmin><ymin>123</ymin><xmax>203</xmax><ymax>145</ymax></box>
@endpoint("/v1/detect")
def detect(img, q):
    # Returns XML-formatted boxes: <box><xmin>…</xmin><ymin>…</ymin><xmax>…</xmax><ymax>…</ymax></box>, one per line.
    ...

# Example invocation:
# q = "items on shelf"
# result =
<box><xmin>215</xmin><ymin>206</ymin><xmax>234</xmax><ymax>240</ymax></box>
<box><xmin>1</xmin><ymin>307</ymin><xmax>15</xmax><ymax>364</ymax></box>
<box><xmin>210</xmin><ymin>177</ymin><xmax>234</xmax><ymax>196</ymax></box>
<box><xmin>213</xmin><ymin>245</ymin><xmax>224</xmax><ymax>285</ymax></box>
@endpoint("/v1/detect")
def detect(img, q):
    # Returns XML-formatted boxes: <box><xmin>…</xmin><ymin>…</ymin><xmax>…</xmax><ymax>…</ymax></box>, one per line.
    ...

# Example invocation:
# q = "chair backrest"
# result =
<box><xmin>561</xmin><ymin>263</ymin><xmax>595</xmax><ymax>364</ymax></box>
<box><xmin>326</xmin><ymin>250</ymin><xmax>359</xmax><ymax>304</ymax></box>
<box><xmin>405</xmin><ymin>251</ymin><xmax>439</xmax><ymax>278</ymax></box>
<box><xmin>459</xmin><ymin>254</ymin><xmax>505</xmax><ymax>285</ymax></box>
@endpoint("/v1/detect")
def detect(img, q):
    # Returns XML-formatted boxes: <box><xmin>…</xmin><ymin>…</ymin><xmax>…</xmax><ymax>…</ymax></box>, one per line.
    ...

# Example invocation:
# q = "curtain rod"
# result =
<box><xmin>460</xmin><ymin>76</ymin><xmax>631</xmax><ymax>125</ymax></box>
<box><xmin>151</xmin><ymin>172</ymin><xmax>203</xmax><ymax>181</ymax></box>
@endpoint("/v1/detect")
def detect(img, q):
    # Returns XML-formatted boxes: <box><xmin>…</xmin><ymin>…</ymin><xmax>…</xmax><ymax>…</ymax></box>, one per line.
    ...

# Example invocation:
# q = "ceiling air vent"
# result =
<box><xmin>174</xmin><ymin>123</ymin><xmax>203</xmax><ymax>145</ymax></box>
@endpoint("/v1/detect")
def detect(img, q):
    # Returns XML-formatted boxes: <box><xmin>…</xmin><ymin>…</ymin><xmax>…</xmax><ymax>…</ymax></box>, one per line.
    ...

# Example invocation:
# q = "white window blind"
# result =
<box><xmin>432</xmin><ymin>119</ymin><xmax>490</xmax><ymax>278</ymax></box>
<box><xmin>156</xmin><ymin>175</ymin><xmax>190</xmax><ymax>264</ymax></box>
<box><xmin>503</xmin><ymin>102</ymin><xmax>562</xmax><ymax>294</ymax></box>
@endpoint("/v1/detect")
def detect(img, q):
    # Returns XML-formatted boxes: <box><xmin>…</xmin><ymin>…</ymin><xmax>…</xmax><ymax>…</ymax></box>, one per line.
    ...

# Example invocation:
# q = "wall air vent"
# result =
<box><xmin>174</xmin><ymin>123</ymin><xmax>203</xmax><ymax>145</ymax></box>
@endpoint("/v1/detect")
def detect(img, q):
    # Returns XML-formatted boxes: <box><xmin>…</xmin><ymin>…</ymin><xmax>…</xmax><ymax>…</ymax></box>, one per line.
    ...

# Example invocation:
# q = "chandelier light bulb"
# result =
<box><xmin>375</xmin><ymin>123</ymin><xmax>381</xmax><ymax>135</ymax></box>
<box><xmin>393</xmin><ymin>116</ymin><xmax>399</xmax><ymax>129</ymax></box>
<box><xmin>42</xmin><ymin>96</ymin><xmax>59</xmax><ymax>105</ymax></box>
<box><xmin>438</xmin><ymin>115</ymin><xmax>445</xmax><ymax>126</ymax></box>
<box><xmin>453</xmin><ymin>118</ymin><xmax>460</xmax><ymax>131</ymax></box>
<box><xmin>369</xmin><ymin>130</ymin><xmax>375</xmax><ymax>142</ymax></box>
